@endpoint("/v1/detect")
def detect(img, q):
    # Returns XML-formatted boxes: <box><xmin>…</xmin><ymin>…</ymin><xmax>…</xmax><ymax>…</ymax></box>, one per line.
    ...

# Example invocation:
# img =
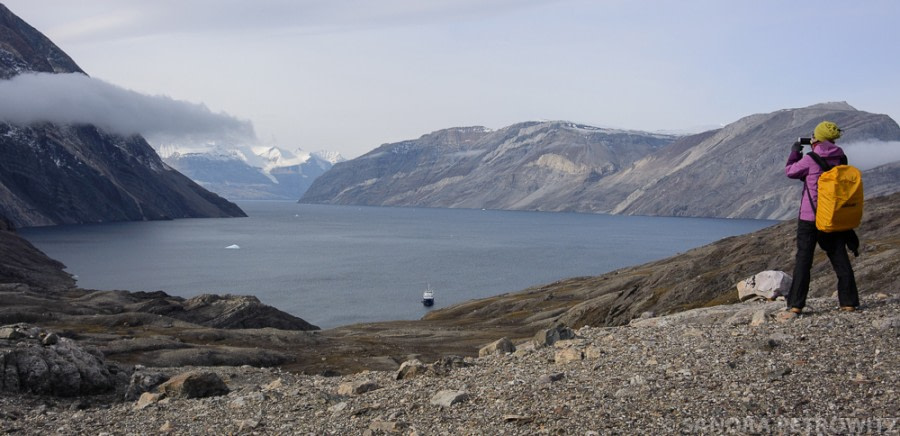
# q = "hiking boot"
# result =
<box><xmin>840</xmin><ymin>306</ymin><xmax>858</xmax><ymax>312</ymax></box>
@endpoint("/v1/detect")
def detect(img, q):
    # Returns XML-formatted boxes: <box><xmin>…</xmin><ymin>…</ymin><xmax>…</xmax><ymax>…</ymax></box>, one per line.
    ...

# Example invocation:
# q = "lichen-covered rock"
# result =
<box><xmin>0</xmin><ymin>326</ymin><xmax>115</xmax><ymax>396</ymax></box>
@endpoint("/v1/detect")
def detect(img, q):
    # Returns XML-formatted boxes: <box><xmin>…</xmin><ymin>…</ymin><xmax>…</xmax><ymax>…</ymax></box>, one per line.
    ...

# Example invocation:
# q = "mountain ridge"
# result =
<box><xmin>0</xmin><ymin>4</ymin><xmax>246</xmax><ymax>228</ymax></box>
<box><xmin>301</xmin><ymin>104</ymin><xmax>900</xmax><ymax>219</ymax></box>
<box><xmin>302</xmin><ymin>121</ymin><xmax>677</xmax><ymax>211</ymax></box>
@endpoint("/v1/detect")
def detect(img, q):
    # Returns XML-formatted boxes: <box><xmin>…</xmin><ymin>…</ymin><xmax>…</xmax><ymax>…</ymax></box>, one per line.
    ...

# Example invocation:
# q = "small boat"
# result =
<box><xmin>422</xmin><ymin>284</ymin><xmax>435</xmax><ymax>307</ymax></box>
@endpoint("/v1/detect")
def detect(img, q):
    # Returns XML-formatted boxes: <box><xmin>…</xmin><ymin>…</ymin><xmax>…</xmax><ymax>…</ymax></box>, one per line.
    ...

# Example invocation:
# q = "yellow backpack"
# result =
<box><xmin>808</xmin><ymin>152</ymin><xmax>864</xmax><ymax>232</ymax></box>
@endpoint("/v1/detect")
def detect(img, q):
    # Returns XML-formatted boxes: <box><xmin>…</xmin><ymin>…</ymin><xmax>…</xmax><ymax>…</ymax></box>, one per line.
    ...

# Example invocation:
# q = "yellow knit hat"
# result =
<box><xmin>813</xmin><ymin>121</ymin><xmax>842</xmax><ymax>142</ymax></box>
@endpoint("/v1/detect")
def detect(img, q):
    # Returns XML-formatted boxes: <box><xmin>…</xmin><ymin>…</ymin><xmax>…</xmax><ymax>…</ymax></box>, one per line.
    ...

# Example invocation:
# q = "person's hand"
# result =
<box><xmin>791</xmin><ymin>141</ymin><xmax>803</xmax><ymax>153</ymax></box>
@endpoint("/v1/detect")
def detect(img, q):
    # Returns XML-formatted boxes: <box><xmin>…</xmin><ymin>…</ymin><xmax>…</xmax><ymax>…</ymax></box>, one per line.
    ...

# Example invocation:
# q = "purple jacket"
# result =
<box><xmin>785</xmin><ymin>141</ymin><xmax>847</xmax><ymax>221</ymax></box>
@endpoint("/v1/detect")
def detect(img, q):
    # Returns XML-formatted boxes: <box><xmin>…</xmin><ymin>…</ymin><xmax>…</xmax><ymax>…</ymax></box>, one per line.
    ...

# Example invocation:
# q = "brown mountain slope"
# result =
<box><xmin>423</xmin><ymin>191</ymin><xmax>900</xmax><ymax>329</ymax></box>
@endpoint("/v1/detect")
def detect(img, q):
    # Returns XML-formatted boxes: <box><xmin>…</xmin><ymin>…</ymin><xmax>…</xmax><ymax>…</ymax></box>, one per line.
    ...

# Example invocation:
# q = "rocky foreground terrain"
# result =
<box><xmin>1</xmin><ymin>193</ymin><xmax>897</xmax><ymax>434</ymax></box>
<box><xmin>2</xmin><ymin>294</ymin><xmax>897</xmax><ymax>435</ymax></box>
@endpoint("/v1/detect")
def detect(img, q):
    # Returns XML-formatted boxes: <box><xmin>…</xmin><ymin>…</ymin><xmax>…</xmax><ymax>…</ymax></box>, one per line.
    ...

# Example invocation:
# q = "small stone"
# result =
<box><xmin>538</xmin><ymin>372</ymin><xmax>565</xmax><ymax>384</ymax></box>
<box><xmin>263</xmin><ymin>378</ymin><xmax>284</xmax><ymax>391</ymax></box>
<box><xmin>41</xmin><ymin>332</ymin><xmax>59</xmax><ymax>345</ymax></box>
<box><xmin>554</xmin><ymin>348</ymin><xmax>583</xmax><ymax>364</ymax></box>
<box><xmin>759</xmin><ymin>338</ymin><xmax>780</xmax><ymax>352</ymax></box>
<box><xmin>872</xmin><ymin>316</ymin><xmax>900</xmax><ymax>330</ymax></box>
<box><xmin>767</xmin><ymin>367</ymin><xmax>792</xmax><ymax>382</ymax></box>
<box><xmin>133</xmin><ymin>392</ymin><xmax>164</xmax><ymax>410</ymax></box>
<box><xmin>337</xmin><ymin>381</ymin><xmax>380</xmax><ymax>396</ymax></box>
<box><xmin>430</xmin><ymin>390</ymin><xmax>469</xmax><ymax>407</ymax></box>
<box><xmin>583</xmin><ymin>345</ymin><xmax>604</xmax><ymax>360</ymax></box>
<box><xmin>0</xmin><ymin>327</ymin><xmax>24</xmax><ymax>340</ymax></box>
<box><xmin>329</xmin><ymin>402</ymin><xmax>349</xmax><ymax>413</ymax></box>
<box><xmin>369</xmin><ymin>420</ymin><xmax>407</xmax><ymax>432</ymax></box>
<box><xmin>503</xmin><ymin>414</ymin><xmax>534</xmax><ymax>423</ymax></box>
<box><xmin>396</xmin><ymin>359</ymin><xmax>427</xmax><ymax>380</ymax></box>
<box><xmin>236</xmin><ymin>419</ymin><xmax>261</xmax><ymax>431</ymax></box>
<box><xmin>750</xmin><ymin>310</ymin><xmax>767</xmax><ymax>327</ymax></box>
<box><xmin>614</xmin><ymin>387</ymin><xmax>637</xmax><ymax>398</ymax></box>
<box><xmin>532</xmin><ymin>325</ymin><xmax>575</xmax><ymax>348</ymax></box>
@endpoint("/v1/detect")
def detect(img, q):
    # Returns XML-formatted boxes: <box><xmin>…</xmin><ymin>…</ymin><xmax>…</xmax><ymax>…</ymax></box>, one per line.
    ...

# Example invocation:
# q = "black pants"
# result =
<box><xmin>788</xmin><ymin>220</ymin><xmax>859</xmax><ymax>310</ymax></box>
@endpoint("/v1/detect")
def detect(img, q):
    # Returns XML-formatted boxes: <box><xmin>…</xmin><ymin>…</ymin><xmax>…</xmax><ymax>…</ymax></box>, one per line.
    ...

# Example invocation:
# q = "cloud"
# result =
<box><xmin>0</xmin><ymin>72</ymin><xmax>255</xmax><ymax>145</ymax></box>
<box><xmin>841</xmin><ymin>140</ymin><xmax>900</xmax><ymax>171</ymax></box>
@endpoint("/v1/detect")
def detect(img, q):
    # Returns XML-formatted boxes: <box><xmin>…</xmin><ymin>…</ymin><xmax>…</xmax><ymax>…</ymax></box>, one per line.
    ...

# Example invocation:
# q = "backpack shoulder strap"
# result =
<box><xmin>807</xmin><ymin>151</ymin><xmax>833</xmax><ymax>171</ymax></box>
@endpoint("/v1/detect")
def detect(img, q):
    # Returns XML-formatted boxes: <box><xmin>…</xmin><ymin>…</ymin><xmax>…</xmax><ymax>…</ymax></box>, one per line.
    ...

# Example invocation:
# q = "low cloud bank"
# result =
<box><xmin>841</xmin><ymin>140</ymin><xmax>900</xmax><ymax>171</ymax></box>
<box><xmin>0</xmin><ymin>72</ymin><xmax>255</xmax><ymax>144</ymax></box>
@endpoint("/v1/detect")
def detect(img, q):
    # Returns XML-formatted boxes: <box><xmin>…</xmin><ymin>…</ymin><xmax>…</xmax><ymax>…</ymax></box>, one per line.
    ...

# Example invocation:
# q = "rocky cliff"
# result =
<box><xmin>301</xmin><ymin>123</ymin><xmax>676</xmax><ymax>210</ymax></box>
<box><xmin>0</xmin><ymin>4</ymin><xmax>245</xmax><ymax>228</ymax></box>
<box><xmin>302</xmin><ymin>104</ymin><xmax>900</xmax><ymax>219</ymax></box>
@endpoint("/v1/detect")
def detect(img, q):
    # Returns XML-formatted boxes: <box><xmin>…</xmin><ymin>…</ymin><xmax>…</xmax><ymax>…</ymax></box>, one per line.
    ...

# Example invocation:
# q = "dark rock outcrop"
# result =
<box><xmin>180</xmin><ymin>294</ymin><xmax>319</xmax><ymax>330</ymax></box>
<box><xmin>0</xmin><ymin>324</ymin><xmax>117</xmax><ymax>396</ymax></box>
<box><xmin>0</xmin><ymin>4</ymin><xmax>246</xmax><ymax>228</ymax></box>
<box><xmin>0</xmin><ymin>219</ymin><xmax>75</xmax><ymax>292</ymax></box>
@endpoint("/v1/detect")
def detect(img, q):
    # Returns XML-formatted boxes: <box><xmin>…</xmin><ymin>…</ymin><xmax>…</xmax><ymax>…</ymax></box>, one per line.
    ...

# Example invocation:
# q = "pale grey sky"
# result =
<box><xmin>3</xmin><ymin>0</ymin><xmax>899</xmax><ymax>158</ymax></box>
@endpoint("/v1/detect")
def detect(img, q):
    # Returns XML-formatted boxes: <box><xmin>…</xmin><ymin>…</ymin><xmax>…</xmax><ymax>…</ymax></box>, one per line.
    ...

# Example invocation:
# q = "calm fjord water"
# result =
<box><xmin>20</xmin><ymin>202</ymin><xmax>774</xmax><ymax>328</ymax></box>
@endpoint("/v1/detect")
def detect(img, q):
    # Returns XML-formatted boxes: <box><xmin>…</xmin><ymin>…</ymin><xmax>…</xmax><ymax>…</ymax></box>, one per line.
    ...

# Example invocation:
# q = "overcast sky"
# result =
<box><xmin>4</xmin><ymin>0</ymin><xmax>899</xmax><ymax>158</ymax></box>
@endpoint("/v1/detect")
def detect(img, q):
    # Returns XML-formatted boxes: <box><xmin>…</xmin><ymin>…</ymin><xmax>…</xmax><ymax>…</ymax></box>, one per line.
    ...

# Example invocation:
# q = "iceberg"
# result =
<box><xmin>225</xmin><ymin>244</ymin><xmax>240</xmax><ymax>249</ymax></box>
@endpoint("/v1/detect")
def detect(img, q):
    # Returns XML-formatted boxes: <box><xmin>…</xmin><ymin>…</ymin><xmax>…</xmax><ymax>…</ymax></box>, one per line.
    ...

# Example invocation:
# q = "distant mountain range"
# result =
<box><xmin>302</xmin><ymin>103</ymin><xmax>900</xmax><ymax>220</ymax></box>
<box><xmin>0</xmin><ymin>4</ymin><xmax>245</xmax><ymax>228</ymax></box>
<box><xmin>160</xmin><ymin>145</ymin><xmax>344</xmax><ymax>201</ymax></box>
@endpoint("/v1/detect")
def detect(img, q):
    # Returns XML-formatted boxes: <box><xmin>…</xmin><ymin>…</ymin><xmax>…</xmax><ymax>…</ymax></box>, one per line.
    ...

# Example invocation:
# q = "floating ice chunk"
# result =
<box><xmin>225</xmin><ymin>244</ymin><xmax>240</xmax><ymax>249</ymax></box>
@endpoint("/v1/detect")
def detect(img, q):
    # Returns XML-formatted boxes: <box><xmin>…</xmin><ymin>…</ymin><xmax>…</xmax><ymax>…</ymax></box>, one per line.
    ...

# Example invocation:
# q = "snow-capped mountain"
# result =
<box><xmin>161</xmin><ymin>144</ymin><xmax>344</xmax><ymax>201</ymax></box>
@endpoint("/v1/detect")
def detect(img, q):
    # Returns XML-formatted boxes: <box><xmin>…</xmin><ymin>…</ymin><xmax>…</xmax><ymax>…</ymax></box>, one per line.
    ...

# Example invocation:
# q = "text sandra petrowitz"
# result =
<box><xmin>673</xmin><ymin>416</ymin><xmax>897</xmax><ymax>434</ymax></box>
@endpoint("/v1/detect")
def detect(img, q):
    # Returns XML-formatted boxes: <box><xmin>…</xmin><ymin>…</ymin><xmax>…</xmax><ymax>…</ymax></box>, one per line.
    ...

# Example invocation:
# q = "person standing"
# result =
<box><xmin>783</xmin><ymin>121</ymin><xmax>860</xmax><ymax>316</ymax></box>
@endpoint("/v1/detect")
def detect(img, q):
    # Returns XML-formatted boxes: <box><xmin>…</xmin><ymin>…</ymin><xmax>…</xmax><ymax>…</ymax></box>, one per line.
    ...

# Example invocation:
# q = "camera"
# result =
<box><xmin>797</xmin><ymin>137</ymin><xmax>812</xmax><ymax>145</ymax></box>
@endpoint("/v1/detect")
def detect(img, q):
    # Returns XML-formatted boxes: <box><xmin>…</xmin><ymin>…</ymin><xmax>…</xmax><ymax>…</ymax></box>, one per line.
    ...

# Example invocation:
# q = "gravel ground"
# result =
<box><xmin>2</xmin><ymin>295</ymin><xmax>897</xmax><ymax>435</ymax></box>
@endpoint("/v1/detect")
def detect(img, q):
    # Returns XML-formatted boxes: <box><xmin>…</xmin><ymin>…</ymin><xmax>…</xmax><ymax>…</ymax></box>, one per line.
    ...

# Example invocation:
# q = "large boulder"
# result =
<box><xmin>0</xmin><ymin>324</ymin><xmax>116</xmax><ymax>396</ymax></box>
<box><xmin>737</xmin><ymin>271</ymin><xmax>792</xmax><ymax>301</ymax></box>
